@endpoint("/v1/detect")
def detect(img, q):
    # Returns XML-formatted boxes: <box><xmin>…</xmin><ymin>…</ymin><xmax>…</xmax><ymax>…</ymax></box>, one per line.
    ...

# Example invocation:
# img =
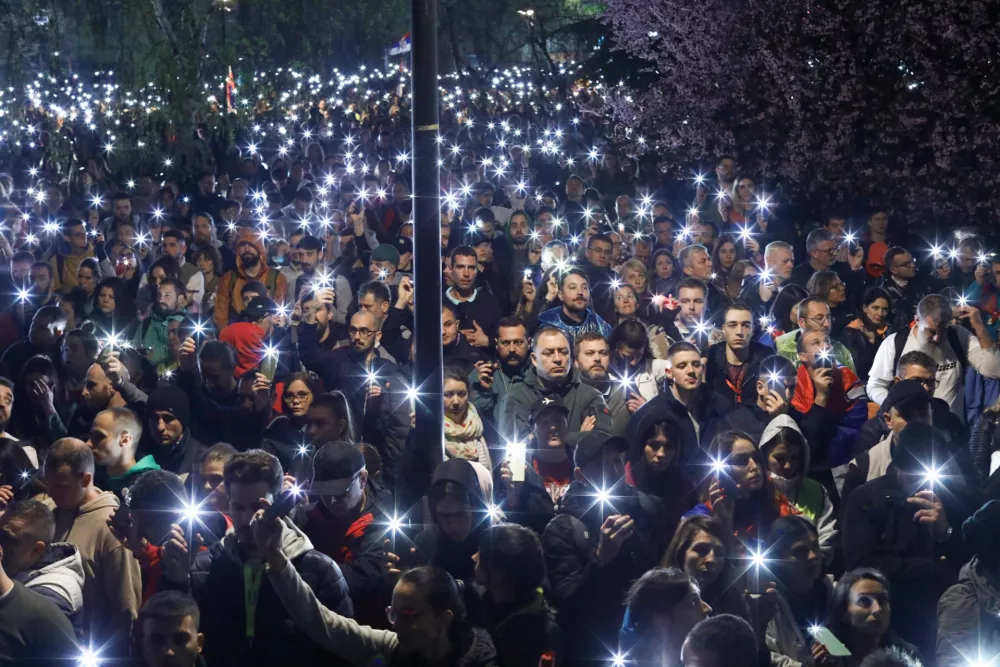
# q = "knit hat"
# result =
<box><xmin>146</xmin><ymin>385</ymin><xmax>191</xmax><ymax>428</ymax></box>
<box><xmin>371</xmin><ymin>244</ymin><xmax>401</xmax><ymax>266</ymax></box>
<box><xmin>882</xmin><ymin>379</ymin><xmax>931</xmax><ymax>415</ymax></box>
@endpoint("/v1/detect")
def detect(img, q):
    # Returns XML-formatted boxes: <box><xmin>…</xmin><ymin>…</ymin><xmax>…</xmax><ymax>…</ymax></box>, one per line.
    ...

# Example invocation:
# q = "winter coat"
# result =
<box><xmin>497</xmin><ymin>367</ymin><xmax>612</xmax><ymax>445</ymax></box>
<box><xmin>481</xmin><ymin>588</ymin><xmax>561</xmax><ymax>667</ymax></box>
<box><xmin>790</xmin><ymin>363</ymin><xmax>868</xmax><ymax>468</ymax></box>
<box><xmin>721</xmin><ymin>403</ymin><xmax>771</xmax><ymax>443</ymax></box>
<box><xmin>267</xmin><ymin>560</ymin><xmax>498</xmax><ymax>667</ymax></box>
<box><xmin>495</xmin><ymin>462</ymin><xmax>557</xmax><ymax>537</ymax></box>
<box><xmin>761</xmin><ymin>416</ymin><xmax>837</xmax><ymax>563</ymax></box>
<box><xmin>839</xmin><ymin>318</ymin><xmax>890</xmax><ymax>382</ymax></box>
<box><xmin>169</xmin><ymin>517</ymin><xmax>353</xmax><ymax>667</ymax></box>
<box><xmin>541</xmin><ymin>480</ymin><xmax>661</xmax><ymax>663</ymax></box>
<box><xmin>623</xmin><ymin>406</ymin><xmax>700</xmax><ymax>546</ymax></box>
<box><xmin>299</xmin><ymin>483</ymin><xmax>392</xmax><ymax>628</ymax></box>
<box><xmin>842</xmin><ymin>469</ymin><xmax>970</xmax><ymax>654</ymax></box>
<box><xmin>633</xmin><ymin>387</ymin><xmax>731</xmax><ymax>451</ymax></box>
<box><xmin>537</xmin><ymin>305</ymin><xmax>613</xmax><ymax>340</ymax></box>
<box><xmin>937</xmin><ymin>558</ymin><xmax>1000</xmax><ymax>667</ymax></box>
<box><xmin>704</xmin><ymin>340</ymin><xmax>775</xmax><ymax>409</ymax></box>
<box><xmin>14</xmin><ymin>543</ymin><xmax>86</xmax><ymax>639</ymax></box>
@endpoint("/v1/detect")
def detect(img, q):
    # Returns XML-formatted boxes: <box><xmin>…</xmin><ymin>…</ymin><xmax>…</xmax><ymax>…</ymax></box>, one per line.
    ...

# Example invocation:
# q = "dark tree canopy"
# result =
<box><xmin>604</xmin><ymin>0</ymin><xmax>1000</xmax><ymax>225</ymax></box>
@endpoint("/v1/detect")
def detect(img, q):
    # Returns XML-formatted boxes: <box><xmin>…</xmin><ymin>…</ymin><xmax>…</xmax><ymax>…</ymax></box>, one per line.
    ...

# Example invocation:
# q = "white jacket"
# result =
<box><xmin>867</xmin><ymin>327</ymin><xmax>1000</xmax><ymax>417</ymax></box>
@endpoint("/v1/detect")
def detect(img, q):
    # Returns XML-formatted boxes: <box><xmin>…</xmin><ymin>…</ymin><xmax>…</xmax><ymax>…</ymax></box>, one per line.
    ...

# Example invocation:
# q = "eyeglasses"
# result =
<box><xmin>348</xmin><ymin>327</ymin><xmax>376</xmax><ymax>337</ymax></box>
<box><xmin>806</xmin><ymin>315</ymin><xmax>831</xmax><ymax>325</ymax></box>
<box><xmin>815</xmin><ymin>246</ymin><xmax>837</xmax><ymax>256</ymax></box>
<box><xmin>385</xmin><ymin>605</ymin><xmax>422</xmax><ymax>625</ymax></box>
<box><xmin>284</xmin><ymin>392</ymin><xmax>312</xmax><ymax>403</ymax></box>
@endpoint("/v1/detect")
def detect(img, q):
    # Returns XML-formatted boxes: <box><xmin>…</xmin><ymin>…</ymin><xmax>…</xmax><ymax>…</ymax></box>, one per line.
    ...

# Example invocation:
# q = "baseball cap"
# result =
<box><xmin>529</xmin><ymin>397</ymin><xmax>570</xmax><ymax>426</ymax></box>
<box><xmin>243</xmin><ymin>295</ymin><xmax>278</xmax><ymax>321</ymax></box>
<box><xmin>371</xmin><ymin>244</ymin><xmax>401</xmax><ymax>266</ymax></box>
<box><xmin>393</xmin><ymin>235</ymin><xmax>413</xmax><ymax>256</ymax></box>
<box><xmin>310</xmin><ymin>441</ymin><xmax>366</xmax><ymax>496</ymax></box>
<box><xmin>573</xmin><ymin>432</ymin><xmax>628</xmax><ymax>471</ymax></box>
<box><xmin>882</xmin><ymin>379</ymin><xmax>931</xmax><ymax>414</ymax></box>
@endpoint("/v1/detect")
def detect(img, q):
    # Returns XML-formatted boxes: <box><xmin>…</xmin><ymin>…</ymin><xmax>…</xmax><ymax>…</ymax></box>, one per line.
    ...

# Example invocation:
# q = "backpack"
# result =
<box><xmin>892</xmin><ymin>326</ymin><xmax>968</xmax><ymax>375</ymax></box>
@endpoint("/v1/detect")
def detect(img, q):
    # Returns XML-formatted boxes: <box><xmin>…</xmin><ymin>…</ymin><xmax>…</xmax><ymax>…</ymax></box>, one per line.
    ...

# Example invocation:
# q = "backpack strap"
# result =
<box><xmin>892</xmin><ymin>330</ymin><xmax>909</xmax><ymax>376</ymax></box>
<box><xmin>946</xmin><ymin>327</ymin><xmax>969</xmax><ymax>372</ymax></box>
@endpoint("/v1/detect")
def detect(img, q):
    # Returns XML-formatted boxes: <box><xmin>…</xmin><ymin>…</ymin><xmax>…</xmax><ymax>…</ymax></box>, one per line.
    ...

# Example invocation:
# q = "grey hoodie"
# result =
<box><xmin>937</xmin><ymin>559</ymin><xmax>1000</xmax><ymax>667</ymax></box>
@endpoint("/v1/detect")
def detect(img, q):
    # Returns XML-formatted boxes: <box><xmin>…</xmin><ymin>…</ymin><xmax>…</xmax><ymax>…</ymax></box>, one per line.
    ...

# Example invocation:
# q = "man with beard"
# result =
<box><xmin>213</xmin><ymin>229</ymin><xmax>288</xmax><ymax>330</ymax></box>
<box><xmin>0</xmin><ymin>378</ymin><xmax>16</xmax><ymax>444</ymax></box>
<box><xmin>190</xmin><ymin>212</ymin><xmax>235</xmax><ymax>274</ymax></box>
<box><xmin>133</xmin><ymin>278</ymin><xmax>186</xmax><ymax>367</ymax></box>
<box><xmin>471</xmin><ymin>317</ymin><xmax>530</xmax><ymax>425</ymax></box>
<box><xmin>573</xmin><ymin>331</ymin><xmax>631</xmax><ymax>436</ymax></box>
<box><xmin>142</xmin><ymin>385</ymin><xmax>205</xmax><ymax>478</ymax></box>
<box><xmin>499</xmin><ymin>327</ymin><xmax>612</xmax><ymax>445</ymax></box>
<box><xmin>298</xmin><ymin>309</ymin><xmax>410</xmax><ymax>480</ymax></box>
<box><xmin>160</xmin><ymin>450</ymin><xmax>353</xmax><ymax>667</ymax></box>
<box><xmin>538</xmin><ymin>268</ymin><xmax>612</xmax><ymax>341</ymax></box>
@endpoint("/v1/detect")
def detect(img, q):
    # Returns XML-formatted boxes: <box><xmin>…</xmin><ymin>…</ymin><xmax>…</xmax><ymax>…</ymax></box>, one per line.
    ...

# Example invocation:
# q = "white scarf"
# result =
<box><xmin>444</xmin><ymin>403</ymin><xmax>492</xmax><ymax>469</ymax></box>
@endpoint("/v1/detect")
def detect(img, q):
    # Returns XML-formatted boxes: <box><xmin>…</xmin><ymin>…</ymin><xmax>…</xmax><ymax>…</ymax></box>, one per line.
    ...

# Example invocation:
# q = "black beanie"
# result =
<box><xmin>146</xmin><ymin>385</ymin><xmax>191</xmax><ymax>428</ymax></box>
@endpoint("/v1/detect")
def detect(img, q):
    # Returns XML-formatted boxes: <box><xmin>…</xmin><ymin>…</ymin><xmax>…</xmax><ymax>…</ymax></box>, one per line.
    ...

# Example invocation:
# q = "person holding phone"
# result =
<box><xmin>814</xmin><ymin>569</ymin><xmax>920</xmax><ymax>666</ymax></box>
<box><xmin>763</xmin><ymin>516</ymin><xmax>835</xmax><ymax>666</ymax></box>
<box><xmin>698</xmin><ymin>430</ymin><xmax>798</xmax><ymax>546</ymax></box>
<box><xmin>722</xmin><ymin>355</ymin><xmax>798</xmax><ymax>443</ymax></box>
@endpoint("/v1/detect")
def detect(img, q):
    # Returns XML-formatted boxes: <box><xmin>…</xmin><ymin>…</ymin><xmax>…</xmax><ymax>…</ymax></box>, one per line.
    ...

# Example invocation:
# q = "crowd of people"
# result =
<box><xmin>0</xmin><ymin>70</ymin><xmax>997</xmax><ymax>667</ymax></box>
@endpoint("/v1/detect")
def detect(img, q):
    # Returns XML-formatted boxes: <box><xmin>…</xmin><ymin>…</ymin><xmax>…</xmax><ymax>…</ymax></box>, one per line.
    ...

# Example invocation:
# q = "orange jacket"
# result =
<box><xmin>213</xmin><ymin>229</ymin><xmax>288</xmax><ymax>329</ymax></box>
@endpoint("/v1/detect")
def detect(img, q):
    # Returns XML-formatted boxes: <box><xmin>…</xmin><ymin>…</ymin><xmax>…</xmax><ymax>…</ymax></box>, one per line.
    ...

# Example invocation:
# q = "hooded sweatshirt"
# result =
<box><xmin>219</xmin><ymin>321</ymin><xmax>268</xmax><ymax>378</ymax></box>
<box><xmin>937</xmin><ymin>558</ymin><xmax>1000</xmax><ymax>667</ymax></box>
<box><xmin>214</xmin><ymin>229</ymin><xmax>288</xmax><ymax>330</ymax></box>
<box><xmin>104</xmin><ymin>454</ymin><xmax>161</xmax><ymax>493</ymax></box>
<box><xmin>47</xmin><ymin>490</ymin><xmax>142</xmax><ymax>643</ymax></box>
<box><xmin>760</xmin><ymin>415</ymin><xmax>837</xmax><ymax>563</ymax></box>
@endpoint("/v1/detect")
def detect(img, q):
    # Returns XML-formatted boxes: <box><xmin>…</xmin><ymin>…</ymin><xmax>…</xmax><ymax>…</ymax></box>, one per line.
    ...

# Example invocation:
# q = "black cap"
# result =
<box><xmin>310</xmin><ymin>441</ymin><xmax>366</xmax><ymax>496</ymax></box>
<box><xmin>882</xmin><ymin>379</ymin><xmax>931</xmax><ymax>414</ymax></box>
<box><xmin>529</xmin><ymin>397</ymin><xmax>569</xmax><ymax>426</ymax></box>
<box><xmin>574</xmin><ymin>432</ymin><xmax>628</xmax><ymax>471</ymax></box>
<box><xmin>243</xmin><ymin>295</ymin><xmax>278</xmax><ymax>321</ymax></box>
<box><xmin>393</xmin><ymin>235</ymin><xmax>413</xmax><ymax>256</ymax></box>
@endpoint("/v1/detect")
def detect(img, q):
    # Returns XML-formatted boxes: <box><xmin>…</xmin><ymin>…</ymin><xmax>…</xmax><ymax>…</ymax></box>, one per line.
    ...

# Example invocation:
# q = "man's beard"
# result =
<box><xmin>579</xmin><ymin>366</ymin><xmax>610</xmax><ymax>389</ymax></box>
<box><xmin>498</xmin><ymin>352</ymin><xmax>527</xmax><ymax>374</ymax></box>
<box><xmin>0</xmin><ymin>413</ymin><xmax>9</xmax><ymax>432</ymax></box>
<box><xmin>155</xmin><ymin>302</ymin><xmax>178</xmax><ymax>316</ymax></box>
<box><xmin>241</xmin><ymin>253</ymin><xmax>260</xmax><ymax>268</ymax></box>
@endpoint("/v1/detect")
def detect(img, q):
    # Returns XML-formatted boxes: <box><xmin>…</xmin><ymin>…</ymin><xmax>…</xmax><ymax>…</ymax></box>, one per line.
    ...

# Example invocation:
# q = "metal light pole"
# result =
<box><xmin>410</xmin><ymin>0</ymin><xmax>444</xmax><ymax>465</ymax></box>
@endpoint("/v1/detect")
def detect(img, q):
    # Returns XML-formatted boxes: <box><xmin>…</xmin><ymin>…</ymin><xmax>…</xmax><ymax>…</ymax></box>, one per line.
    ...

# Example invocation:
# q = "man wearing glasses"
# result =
<box><xmin>789</xmin><ymin>227</ymin><xmax>866</xmax><ymax>294</ymax></box>
<box><xmin>880</xmin><ymin>246</ymin><xmax>928</xmax><ymax>330</ymax></box>
<box><xmin>582</xmin><ymin>233</ymin><xmax>617</xmax><ymax>322</ymax></box>
<box><xmin>48</xmin><ymin>218</ymin><xmax>95</xmax><ymax>294</ymax></box>
<box><xmin>775</xmin><ymin>296</ymin><xmax>857</xmax><ymax>372</ymax></box>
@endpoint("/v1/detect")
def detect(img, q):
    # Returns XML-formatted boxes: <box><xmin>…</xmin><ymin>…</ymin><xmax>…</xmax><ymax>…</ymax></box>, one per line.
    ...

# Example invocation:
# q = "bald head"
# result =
<box><xmin>82</xmin><ymin>363</ymin><xmax>117</xmax><ymax>409</ymax></box>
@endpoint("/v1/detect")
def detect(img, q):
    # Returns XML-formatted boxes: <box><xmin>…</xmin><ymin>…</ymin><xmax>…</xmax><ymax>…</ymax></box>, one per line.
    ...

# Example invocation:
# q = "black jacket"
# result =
<box><xmin>297</xmin><ymin>482</ymin><xmax>392</xmax><ymax>628</ymax></box>
<box><xmin>880</xmin><ymin>274</ymin><xmax>929</xmax><ymax>332</ymax></box>
<box><xmin>704</xmin><ymin>340</ymin><xmax>774</xmax><ymax>409</ymax></box>
<box><xmin>297</xmin><ymin>327</ymin><xmax>411</xmax><ymax>484</ymax></box>
<box><xmin>636</xmin><ymin>388</ymin><xmax>732</xmax><ymax>451</ymax></box>
<box><xmin>721</xmin><ymin>403</ymin><xmax>771</xmax><ymax>443</ymax></box>
<box><xmin>175</xmin><ymin>521</ymin><xmax>353</xmax><ymax>667</ymax></box>
<box><xmin>142</xmin><ymin>430</ymin><xmax>205</xmax><ymax>478</ymax></box>
<box><xmin>480</xmin><ymin>587</ymin><xmax>561</xmax><ymax>667</ymax></box>
<box><xmin>445</xmin><ymin>286</ymin><xmax>503</xmax><ymax>342</ymax></box>
<box><xmin>495</xmin><ymin>462</ymin><xmax>556</xmax><ymax>536</ymax></box>
<box><xmin>842</xmin><ymin>469</ymin><xmax>971</xmax><ymax>654</ymax></box>
<box><xmin>542</xmin><ymin>479</ymin><xmax>661</xmax><ymax>663</ymax></box>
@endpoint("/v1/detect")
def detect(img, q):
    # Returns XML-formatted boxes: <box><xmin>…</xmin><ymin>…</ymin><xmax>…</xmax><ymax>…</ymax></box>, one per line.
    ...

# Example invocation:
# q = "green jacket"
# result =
<box><xmin>107</xmin><ymin>454</ymin><xmax>161</xmax><ymax>493</ymax></box>
<box><xmin>497</xmin><ymin>367</ymin><xmax>612</xmax><ymax>444</ymax></box>
<box><xmin>775</xmin><ymin>329</ymin><xmax>856</xmax><ymax>373</ymax></box>
<box><xmin>133</xmin><ymin>311</ymin><xmax>184</xmax><ymax>367</ymax></box>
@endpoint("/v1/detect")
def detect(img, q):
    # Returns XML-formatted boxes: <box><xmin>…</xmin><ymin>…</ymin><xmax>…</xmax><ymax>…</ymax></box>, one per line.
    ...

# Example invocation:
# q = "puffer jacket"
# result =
<box><xmin>969</xmin><ymin>410</ymin><xmax>1000</xmax><ymax>485</ymax></box>
<box><xmin>937</xmin><ymin>558</ymin><xmax>1000</xmax><ymax>667</ymax></box>
<box><xmin>14</xmin><ymin>542</ymin><xmax>86</xmax><ymax>639</ymax></box>
<box><xmin>167</xmin><ymin>517</ymin><xmax>354</xmax><ymax>667</ymax></box>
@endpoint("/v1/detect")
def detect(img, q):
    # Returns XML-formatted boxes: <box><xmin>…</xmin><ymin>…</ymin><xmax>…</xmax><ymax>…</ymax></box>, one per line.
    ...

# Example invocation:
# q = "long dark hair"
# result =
<box><xmin>824</xmin><ymin>568</ymin><xmax>892</xmax><ymax>648</ymax></box>
<box><xmin>769</xmin><ymin>284</ymin><xmax>809</xmax><ymax>333</ymax></box>
<box><xmin>706</xmin><ymin>430</ymin><xmax>780</xmax><ymax>539</ymax></box>
<box><xmin>609</xmin><ymin>317</ymin><xmax>653</xmax><ymax>373</ymax></box>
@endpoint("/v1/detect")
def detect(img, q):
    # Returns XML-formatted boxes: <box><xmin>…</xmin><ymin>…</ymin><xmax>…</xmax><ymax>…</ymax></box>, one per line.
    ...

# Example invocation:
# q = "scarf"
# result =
<box><xmin>444</xmin><ymin>403</ymin><xmax>491</xmax><ymax>467</ymax></box>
